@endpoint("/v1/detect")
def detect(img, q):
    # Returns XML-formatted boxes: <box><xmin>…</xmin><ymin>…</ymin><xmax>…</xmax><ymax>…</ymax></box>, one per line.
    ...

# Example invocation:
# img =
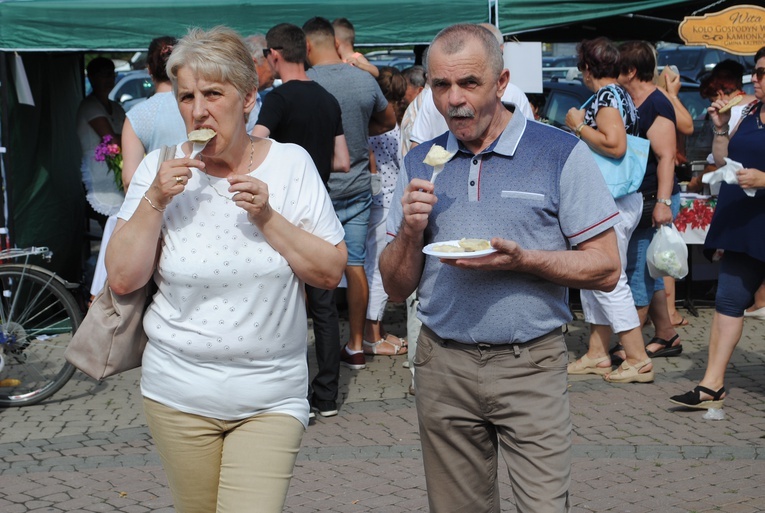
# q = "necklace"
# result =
<box><xmin>201</xmin><ymin>137</ymin><xmax>254</xmax><ymax>201</ymax></box>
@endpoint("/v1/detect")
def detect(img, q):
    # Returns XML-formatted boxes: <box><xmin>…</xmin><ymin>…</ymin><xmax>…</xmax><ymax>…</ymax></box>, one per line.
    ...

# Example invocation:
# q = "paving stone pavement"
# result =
<box><xmin>1</xmin><ymin>304</ymin><xmax>763</xmax><ymax>512</ymax></box>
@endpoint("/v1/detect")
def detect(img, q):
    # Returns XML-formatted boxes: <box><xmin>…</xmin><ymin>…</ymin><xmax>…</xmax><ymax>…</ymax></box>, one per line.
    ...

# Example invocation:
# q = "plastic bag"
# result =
<box><xmin>646</xmin><ymin>224</ymin><xmax>688</xmax><ymax>279</ymax></box>
<box><xmin>702</xmin><ymin>158</ymin><xmax>752</xmax><ymax>196</ymax></box>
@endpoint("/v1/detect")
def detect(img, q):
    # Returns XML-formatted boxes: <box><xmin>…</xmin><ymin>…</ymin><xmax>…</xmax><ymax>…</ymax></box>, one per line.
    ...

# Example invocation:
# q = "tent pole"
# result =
<box><xmin>0</xmin><ymin>51</ymin><xmax>14</xmax><ymax>248</ymax></box>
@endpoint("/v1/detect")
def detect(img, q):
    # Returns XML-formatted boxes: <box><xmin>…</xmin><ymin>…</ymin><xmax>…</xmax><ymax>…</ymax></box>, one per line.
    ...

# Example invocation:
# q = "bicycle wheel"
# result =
<box><xmin>0</xmin><ymin>265</ymin><xmax>81</xmax><ymax>407</ymax></box>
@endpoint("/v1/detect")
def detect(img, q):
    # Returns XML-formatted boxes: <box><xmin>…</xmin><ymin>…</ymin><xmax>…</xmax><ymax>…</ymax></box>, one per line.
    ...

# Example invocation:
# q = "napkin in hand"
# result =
<box><xmin>702</xmin><ymin>158</ymin><xmax>756</xmax><ymax>197</ymax></box>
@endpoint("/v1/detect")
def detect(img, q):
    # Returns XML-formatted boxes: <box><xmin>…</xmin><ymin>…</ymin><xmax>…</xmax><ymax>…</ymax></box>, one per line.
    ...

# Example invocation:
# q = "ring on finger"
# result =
<box><xmin>250</xmin><ymin>194</ymin><xmax>256</xmax><ymax>203</ymax></box>
<box><xmin>175</xmin><ymin>176</ymin><xmax>184</xmax><ymax>185</ymax></box>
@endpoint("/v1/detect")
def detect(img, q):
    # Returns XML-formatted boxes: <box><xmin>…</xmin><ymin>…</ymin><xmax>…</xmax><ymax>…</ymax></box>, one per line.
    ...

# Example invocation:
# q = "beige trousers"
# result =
<box><xmin>414</xmin><ymin>325</ymin><xmax>572</xmax><ymax>513</ymax></box>
<box><xmin>143</xmin><ymin>398</ymin><xmax>304</xmax><ymax>513</ymax></box>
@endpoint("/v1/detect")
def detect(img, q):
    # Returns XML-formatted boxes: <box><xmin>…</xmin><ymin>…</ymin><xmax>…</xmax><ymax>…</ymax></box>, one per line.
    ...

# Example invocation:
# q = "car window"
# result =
<box><xmin>544</xmin><ymin>89</ymin><xmax>589</xmax><ymax>129</ymax></box>
<box><xmin>703</xmin><ymin>50</ymin><xmax>721</xmax><ymax>69</ymax></box>
<box><xmin>658</xmin><ymin>50</ymin><xmax>700</xmax><ymax>73</ymax></box>
<box><xmin>678</xmin><ymin>88</ymin><xmax>708</xmax><ymax>121</ymax></box>
<box><xmin>114</xmin><ymin>77</ymin><xmax>154</xmax><ymax>104</ymax></box>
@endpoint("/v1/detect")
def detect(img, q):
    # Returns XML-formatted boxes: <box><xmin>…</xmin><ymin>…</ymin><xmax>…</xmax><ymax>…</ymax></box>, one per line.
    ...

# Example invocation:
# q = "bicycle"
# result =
<box><xmin>0</xmin><ymin>246</ymin><xmax>83</xmax><ymax>407</ymax></box>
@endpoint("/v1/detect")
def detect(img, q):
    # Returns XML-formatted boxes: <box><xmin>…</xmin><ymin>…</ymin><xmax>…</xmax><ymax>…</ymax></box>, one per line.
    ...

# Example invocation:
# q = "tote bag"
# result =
<box><xmin>64</xmin><ymin>145</ymin><xmax>175</xmax><ymax>380</ymax></box>
<box><xmin>583</xmin><ymin>86</ymin><xmax>650</xmax><ymax>199</ymax></box>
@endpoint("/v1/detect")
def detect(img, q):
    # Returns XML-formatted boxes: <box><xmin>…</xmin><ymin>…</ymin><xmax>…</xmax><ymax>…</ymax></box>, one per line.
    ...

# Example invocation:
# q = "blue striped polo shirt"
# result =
<box><xmin>386</xmin><ymin>110</ymin><xmax>620</xmax><ymax>344</ymax></box>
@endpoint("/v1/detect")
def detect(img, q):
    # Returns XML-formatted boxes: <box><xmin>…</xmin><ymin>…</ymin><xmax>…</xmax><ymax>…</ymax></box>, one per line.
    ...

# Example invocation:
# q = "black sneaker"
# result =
<box><xmin>312</xmin><ymin>399</ymin><xmax>338</xmax><ymax>417</ymax></box>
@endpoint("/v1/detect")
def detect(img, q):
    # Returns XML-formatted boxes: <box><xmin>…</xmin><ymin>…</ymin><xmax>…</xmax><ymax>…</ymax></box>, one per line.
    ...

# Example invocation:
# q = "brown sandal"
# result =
<box><xmin>604</xmin><ymin>358</ymin><xmax>654</xmax><ymax>383</ymax></box>
<box><xmin>567</xmin><ymin>354</ymin><xmax>611</xmax><ymax>375</ymax></box>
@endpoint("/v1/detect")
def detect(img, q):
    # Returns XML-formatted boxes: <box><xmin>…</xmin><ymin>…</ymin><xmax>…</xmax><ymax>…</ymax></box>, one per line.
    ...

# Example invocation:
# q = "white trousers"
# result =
<box><xmin>580</xmin><ymin>192</ymin><xmax>642</xmax><ymax>333</ymax></box>
<box><xmin>364</xmin><ymin>203</ymin><xmax>389</xmax><ymax>321</ymax></box>
<box><xmin>89</xmin><ymin>214</ymin><xmax>119</xmax><ymax>296</ymax></box>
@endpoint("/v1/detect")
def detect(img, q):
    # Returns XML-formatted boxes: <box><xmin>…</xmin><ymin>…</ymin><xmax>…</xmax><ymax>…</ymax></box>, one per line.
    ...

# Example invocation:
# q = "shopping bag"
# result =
<box><xmin>646</xmin><ymin>224</ymin><xmax>689</xmax><ymax>279</ymax></box>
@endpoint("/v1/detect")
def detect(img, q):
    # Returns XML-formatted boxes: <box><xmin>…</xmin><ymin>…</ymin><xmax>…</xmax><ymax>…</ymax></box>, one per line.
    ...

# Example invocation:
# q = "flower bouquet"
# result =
<box><xmin>94</xmin><ymin>134</ymin><xmax>123</xmax><ymax>192</ymax></box>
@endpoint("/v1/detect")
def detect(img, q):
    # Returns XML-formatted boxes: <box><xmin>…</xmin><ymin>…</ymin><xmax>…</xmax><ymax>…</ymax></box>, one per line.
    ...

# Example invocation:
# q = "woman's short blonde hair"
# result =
<box><xmin>167</xmin><ymin>26</ymin><xmax>258</xmax><ymax>98</ymax></box>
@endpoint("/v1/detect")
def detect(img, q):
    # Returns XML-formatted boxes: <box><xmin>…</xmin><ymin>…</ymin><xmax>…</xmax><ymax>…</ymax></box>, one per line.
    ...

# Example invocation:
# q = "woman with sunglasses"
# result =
<box><xmin>670</xmin><ymin>47</ymin><xmax>765</xmax><ymax>410</ymax></box>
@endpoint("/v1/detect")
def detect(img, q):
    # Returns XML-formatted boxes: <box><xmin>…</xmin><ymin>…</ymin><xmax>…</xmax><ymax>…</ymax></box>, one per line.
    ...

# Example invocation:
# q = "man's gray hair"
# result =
<box><xmin>429</xmin><ymin>24</ymin><xmax>504</xmax><ymax>81</ymax></box>
<box><xmin>244</xmin><ymin>34</ymin><xmax>268</xmax><ymax>65</ymax></box>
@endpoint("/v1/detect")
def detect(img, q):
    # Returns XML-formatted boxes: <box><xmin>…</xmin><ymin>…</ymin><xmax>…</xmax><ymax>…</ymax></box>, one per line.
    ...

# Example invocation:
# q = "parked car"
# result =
<box><xmin>364</xmin><ymin>49</ymin><xmax>415</xmax><ymax>71</ymax></box>
<box><xmin>538</xmin><ymin>79</ymin><xmax>590</xmax><ymax>130</ymax></box>
<box><xmin>108</xmin><ymin>70</ymin><xmax>154</xmax><ymax>111</ymax></box>
<box><xmin>542</xmin><ymin>55</ymin><xmax>578</xmax><ymax>68</ymax></box>
<box><xmin>657</xmin><ymin>44</ymin><xmax>752</xmax><ymax>83</ymax></box>
<box><xmin>85</xmin><ymin>69</ymin><xmax>155</xmax><ymax>112</ymax></box>
<box><xmin>537</xmin><ymin>78</ymin><xmax>711</xmax><ymax>165</ymax></box>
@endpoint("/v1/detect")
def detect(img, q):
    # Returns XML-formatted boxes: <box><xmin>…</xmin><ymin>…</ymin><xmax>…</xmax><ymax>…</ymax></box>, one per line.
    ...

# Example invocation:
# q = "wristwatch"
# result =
<box><xmin>657</xmin><ymin>198</ymin><xmax>672</xmax><ymax>206</ymax></box>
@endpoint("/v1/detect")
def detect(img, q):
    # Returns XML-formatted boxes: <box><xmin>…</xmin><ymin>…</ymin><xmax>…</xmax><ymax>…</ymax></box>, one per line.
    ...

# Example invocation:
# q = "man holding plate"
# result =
<box><xmin>380</xmin><ymin>23</ymin><xmax>621</xmax><ymax>513</ymax></box>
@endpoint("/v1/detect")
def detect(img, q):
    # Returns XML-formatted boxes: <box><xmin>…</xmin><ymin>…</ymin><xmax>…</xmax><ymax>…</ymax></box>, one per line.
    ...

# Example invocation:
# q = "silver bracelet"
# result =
<box><xmin>143</xmin><ymin>193</ymin><xmax>166</xmax><ymax>212</ymax></box>
<box><xmin>712</xmin><ymin>125</ymin><xmax>729</xmax><ymax>137</ymax></box>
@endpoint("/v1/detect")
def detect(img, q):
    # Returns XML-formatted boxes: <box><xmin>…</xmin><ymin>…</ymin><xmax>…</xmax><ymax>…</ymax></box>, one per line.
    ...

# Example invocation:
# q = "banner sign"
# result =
<box><xmin>679</xmin><ymin>4</ymin><xmax>765</xmax><ymax>56</ymax></box>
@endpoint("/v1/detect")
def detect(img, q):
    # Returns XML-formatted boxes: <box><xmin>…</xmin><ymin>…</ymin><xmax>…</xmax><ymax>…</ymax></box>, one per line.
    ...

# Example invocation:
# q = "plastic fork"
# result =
<box><xmin>429</xmin><ymin>164</ymin><xmax>446</xmax><ymax>183</ymax></box>
<box><xmin>190</xmin><ymin>140</ymin><xmax>209</xmax><ymax>159</ymax></box>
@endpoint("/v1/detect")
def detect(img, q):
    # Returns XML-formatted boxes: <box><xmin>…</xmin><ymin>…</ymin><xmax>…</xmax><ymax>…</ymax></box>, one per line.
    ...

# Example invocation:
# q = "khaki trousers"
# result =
<box><xmin>143</xmin><ymin>398</ymin><xmax>304</xmax><ymax>513</ymax></box>
<box><xmin>414</xmin><ymin>325</ymin><xmax>572</xmax><ymax>513</ymax></box>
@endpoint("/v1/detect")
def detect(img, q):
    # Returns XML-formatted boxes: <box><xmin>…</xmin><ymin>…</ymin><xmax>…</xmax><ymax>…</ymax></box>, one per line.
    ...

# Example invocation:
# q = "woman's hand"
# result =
<box><xmin>653</xmin><ymin>202</ymin><xmax>673</xmax><ymax>227</ymax></box>
<box><xmin>565</xmin><ymin>108</ymin><xmax>585</xmax><ymax>132</ymax></box>
<box><xmin>707</xmin><ymin>98</ymin><xmax>733</xmax><ymax>129</ymax></box>
<box><xmin>228</xmin><ymin>174</ymin><xmax>273</xmax><ymax>225</ymax></box>
<box><xmin>145</xmin><ymin>155</ymin><xmax>202</xmax><ymax>210</ymax></box>
<box><xmin>737</xmin><ymin>167</ymin><xmax>765</xmax><ymax>189</ymax></box>
<box><xmin>665</xmin><ymin>73</ymin><xmax>681</xmax><ymax>97</ymax></box>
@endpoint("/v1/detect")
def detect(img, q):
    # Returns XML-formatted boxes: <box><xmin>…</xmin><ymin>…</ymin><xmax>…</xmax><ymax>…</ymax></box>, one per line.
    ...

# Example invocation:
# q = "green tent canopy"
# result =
<box><xmin>0</xmin><ymin>0</ymin><xmax>490</xmax><ymax>50</ymax></box>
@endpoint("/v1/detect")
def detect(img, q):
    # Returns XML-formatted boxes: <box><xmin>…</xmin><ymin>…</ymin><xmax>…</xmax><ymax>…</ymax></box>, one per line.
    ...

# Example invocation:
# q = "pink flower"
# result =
<box><xmin>93</xmin><ymin>135</ymin><xmax>124</xmax><ymax>191</ymax></box>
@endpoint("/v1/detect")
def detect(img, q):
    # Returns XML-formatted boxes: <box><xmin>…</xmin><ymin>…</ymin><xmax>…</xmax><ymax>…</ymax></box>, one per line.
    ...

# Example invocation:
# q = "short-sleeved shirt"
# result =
<box><xmin>704</xmin><ymin>101</ymin><xmax>765</xmax><ymax>262</ymax></box>
<box><xmin>307</xmin><ymin>63</ymin><xmax>388</xmax><ymax>200</ymax></box>
<box><xmin>637</xmin><ymin>89</ymin><xmax>676</xmax><ymax>194</ymax></box>
<box><xmin>369</xmin><ymin>125</ymin><xmax>401</xmax><ymax>209</ymax></box>
<box><xmin>117</xmin><ymin>141</ymin><xmax>345</xmax><ymax>427</ymax></box>
<box><xmin>582</xmin><ymin>84</ymin><xmax>639</xmax><ymax>136</ymax></box>
<box><xmin>126</xmin><ymin>91</ymin><xmax>186</xmax><ymax>152</ymax></box>
<box><xmin>255</xmin><ymin>80</ymin><xmax>343</xmax><ymax>186</ymax></box>
<box><xmin>387</xmin><ymin>113</ymin><xmax>620</xmax><ymax>344</ymax></box>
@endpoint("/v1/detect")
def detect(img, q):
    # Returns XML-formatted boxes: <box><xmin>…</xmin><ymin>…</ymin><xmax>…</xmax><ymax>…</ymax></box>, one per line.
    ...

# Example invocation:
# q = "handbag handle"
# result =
<box><xmin>158</xmin><ymin>145</ymin><xmax>177</xmax><ymax>171</ymax></box>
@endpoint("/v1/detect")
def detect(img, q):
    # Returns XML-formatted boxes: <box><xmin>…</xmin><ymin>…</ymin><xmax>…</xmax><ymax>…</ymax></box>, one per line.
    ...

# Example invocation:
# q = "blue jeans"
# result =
<box><xmin>332</xmin><ymin>191</ymin><xmax>372</xmax><ymax>266</ymax></box>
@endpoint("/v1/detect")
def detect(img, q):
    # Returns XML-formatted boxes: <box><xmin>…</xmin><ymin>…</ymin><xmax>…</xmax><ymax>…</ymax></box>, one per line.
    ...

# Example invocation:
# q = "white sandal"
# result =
<box><xmin>363</xmin><ymin>336</ymin><xmax>408</xmax><ymax>356</ymax></box>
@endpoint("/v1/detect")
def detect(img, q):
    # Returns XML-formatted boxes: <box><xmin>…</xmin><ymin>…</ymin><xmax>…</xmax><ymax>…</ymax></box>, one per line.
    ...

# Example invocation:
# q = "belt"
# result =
<box><xmin>423</xmin><ymin>325</ymin><xmax>562</xmax><ymax>354</ymax></box>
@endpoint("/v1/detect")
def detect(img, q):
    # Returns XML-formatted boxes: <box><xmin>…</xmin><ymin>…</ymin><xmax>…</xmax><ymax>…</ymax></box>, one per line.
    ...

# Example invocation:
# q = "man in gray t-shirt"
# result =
<box><xmin>303</xmin><ymin>17</ymin><xmax>395</xmax><ymax>372</ymax></box>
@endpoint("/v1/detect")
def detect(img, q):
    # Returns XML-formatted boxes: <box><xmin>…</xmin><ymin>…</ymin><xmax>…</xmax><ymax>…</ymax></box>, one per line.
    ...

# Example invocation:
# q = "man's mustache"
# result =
<box><xmin>447</xmin><ymin>106</ymin><xmax>475</xmax><ymax>118</ymax></box>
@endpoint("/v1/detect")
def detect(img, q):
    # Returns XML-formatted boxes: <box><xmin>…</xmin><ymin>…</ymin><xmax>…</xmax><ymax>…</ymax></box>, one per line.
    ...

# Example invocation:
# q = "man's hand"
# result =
<box><xmin>400</xmin><ymin>178</ymin><xmax>438</xmax><ymax>235</ymax></box>
<box><xmin>442</xmin><ymin>237</ymin><xmax>523</xmax><ymax>271</ymax></box>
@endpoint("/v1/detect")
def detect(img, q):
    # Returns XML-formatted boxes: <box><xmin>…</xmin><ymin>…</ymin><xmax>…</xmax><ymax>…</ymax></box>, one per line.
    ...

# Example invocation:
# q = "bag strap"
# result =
<box><xmin>157</xmin><ymin>145</ymin><xmax>176</xmax><ymax>172</ymax></box>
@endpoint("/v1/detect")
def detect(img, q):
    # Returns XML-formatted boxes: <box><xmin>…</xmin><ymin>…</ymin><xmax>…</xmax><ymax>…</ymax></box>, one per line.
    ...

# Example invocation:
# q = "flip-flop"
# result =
<box><xmin>673</xmin><ymin>316</ymin><xmax>689</xmax><ymax>327</ymax></box>
<box><xmin>645</xmin><ymin>334</ymin><xmax>683</xmax><ymax>358</ymax></box>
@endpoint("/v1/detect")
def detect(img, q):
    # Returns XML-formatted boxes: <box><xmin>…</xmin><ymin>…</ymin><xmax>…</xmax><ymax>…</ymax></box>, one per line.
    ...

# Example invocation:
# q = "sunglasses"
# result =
<box><xmin>262</xmin><ymin>47</ymin><xmax>283</xmax><ymax>58</ymax></box>
<box><xmin>755</xmin><ymin>67</ymin><xmax>765</xmax><ymax>81</ymax></box>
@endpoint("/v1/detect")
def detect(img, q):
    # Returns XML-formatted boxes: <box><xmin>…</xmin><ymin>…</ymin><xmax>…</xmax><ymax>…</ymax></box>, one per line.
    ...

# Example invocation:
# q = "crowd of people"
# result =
<box><xmin>74</xmin><ymin>18</ymin><xmax>764</xmax><ymax>513</ymax></box>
